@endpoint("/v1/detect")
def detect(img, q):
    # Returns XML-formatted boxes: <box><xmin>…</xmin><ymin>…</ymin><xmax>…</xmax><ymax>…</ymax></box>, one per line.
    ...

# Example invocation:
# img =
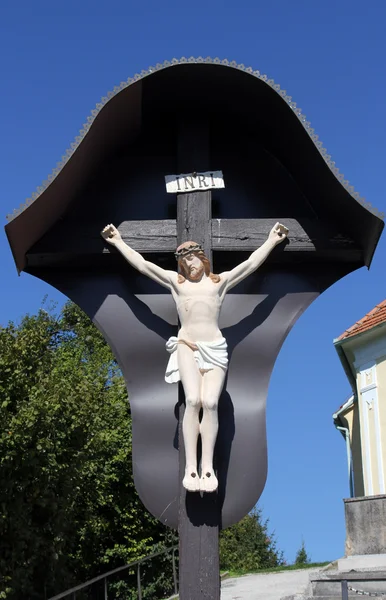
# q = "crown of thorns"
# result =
<box><xmin>174</xmin><ymin>243</ymin><xmax>203</xmax><ymax>260</ymax></box>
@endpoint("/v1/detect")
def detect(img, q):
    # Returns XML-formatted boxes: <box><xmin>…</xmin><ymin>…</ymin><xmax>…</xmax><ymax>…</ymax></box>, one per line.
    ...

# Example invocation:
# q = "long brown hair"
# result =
<box><xmin>177</xmin><ymin>250</ymin><xmax>220</xmax><ymax>284</ymax></box>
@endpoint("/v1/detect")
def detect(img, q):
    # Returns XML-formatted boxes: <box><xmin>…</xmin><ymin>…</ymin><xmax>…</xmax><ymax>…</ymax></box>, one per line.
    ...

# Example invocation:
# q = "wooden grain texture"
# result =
<box><xmin>31</xmin><ymin>220</ymin><xmax>177</xmax><ymax>254</ymax></box>
<box><xmin>211</xmin><ymin>218</ymin><xmax>355</xmax><ymax>251</ymax></box>
<box><xmin>29</xmin><ymin>218</ymin><xmax>359</xmax><ymax>260</ymax></box>
<box><xmin>177</xmin><ymin>191</ymin><xmax>212</xmax><ymax>261</ymax></box>
<box><xmin>177</xmin><ymin>118</ymin><xmax>220</xmax><ymax>600</ymax></box>
<box><xmin>118</xmin><ymin>220</ymin><xmax>176</xmax><ymax>250</ymax></box>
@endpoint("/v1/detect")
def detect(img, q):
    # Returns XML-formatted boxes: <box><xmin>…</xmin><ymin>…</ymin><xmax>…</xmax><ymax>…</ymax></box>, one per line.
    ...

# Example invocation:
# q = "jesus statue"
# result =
<box><xmin>101</xmin><ymin>222</ymin><xmax>288</xmax><ymax>493</ymax></box>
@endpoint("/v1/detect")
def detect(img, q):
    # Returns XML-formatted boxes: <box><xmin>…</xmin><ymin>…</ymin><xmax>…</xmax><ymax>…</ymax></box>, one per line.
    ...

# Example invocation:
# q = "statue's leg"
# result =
<box><xmin>200</xmin><ymin>366</ymin><xmax>226</xmax><ymax>493</ymax></box>
<box><xmin>178</xmin><ymin>343</ymin><xmax>202</xmax><ymax>492</ymax></box>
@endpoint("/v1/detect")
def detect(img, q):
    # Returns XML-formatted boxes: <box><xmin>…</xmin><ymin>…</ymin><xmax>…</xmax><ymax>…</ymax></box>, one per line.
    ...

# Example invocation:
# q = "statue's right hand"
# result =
<box><xmin>101</xmin><ymin>224</ymin><xmax>122</xmax><ymax>245</ymax></box>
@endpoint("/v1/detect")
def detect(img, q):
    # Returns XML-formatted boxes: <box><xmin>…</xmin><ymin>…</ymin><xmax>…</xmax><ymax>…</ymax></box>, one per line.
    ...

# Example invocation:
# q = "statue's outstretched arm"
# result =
<box><xmin>220</xmin><ymin>222</ymin><xmax>288</xmax><ymax>292</ymax></box>
<box><xmin>101</xmin><ymin>224</ymin><xmax>177</xmax><ymax>290</ymax></box>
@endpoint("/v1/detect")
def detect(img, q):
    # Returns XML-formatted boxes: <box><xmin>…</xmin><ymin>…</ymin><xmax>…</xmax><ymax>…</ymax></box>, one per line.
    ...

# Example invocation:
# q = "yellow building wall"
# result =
<box><xmin>356</xmin><ymin>359</ymin><xmax>386</xmax><ymax>496</ymax></box>
<box><xmin>337</xmin><ymin>325</ymin><xmax>386</xmax><ymax>498</ymax></box>
<box><xmin>357</xmin><ymin>370</ymin><xmax>378</xmax><ymax>495</ymax></box>
<box><xmin>376</xmin><ymin>355</ymin><xmax>386</xmax><ymax>490</ymax></box>
<box><xmin>341</xmin><ymin>403</ymin><xmax>364</xmax><ymax>497</ymax></box>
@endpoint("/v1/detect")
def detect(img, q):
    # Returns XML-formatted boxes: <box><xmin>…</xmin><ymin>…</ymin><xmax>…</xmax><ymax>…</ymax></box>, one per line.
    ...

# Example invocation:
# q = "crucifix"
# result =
<box><xmin>5</xmin><ymin>59</ymin><xmax>383</xmax><ymax>600</ymax></box>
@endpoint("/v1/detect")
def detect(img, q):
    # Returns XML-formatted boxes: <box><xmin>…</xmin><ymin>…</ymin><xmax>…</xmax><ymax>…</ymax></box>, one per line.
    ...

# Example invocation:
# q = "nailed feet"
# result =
<box><xmin>200</xmin><ymin>469</ymin><xmax>218</xmax><ymax>493</ymax></box>
<box><xmin>182</xmin><ymin>468</ymin><xmax>218</xmax><ymax>493</ymax></box>
<box><xmin>183</xmin><ymin>469</ymin><xmax>200</xmax><ymax>492</ymax></box>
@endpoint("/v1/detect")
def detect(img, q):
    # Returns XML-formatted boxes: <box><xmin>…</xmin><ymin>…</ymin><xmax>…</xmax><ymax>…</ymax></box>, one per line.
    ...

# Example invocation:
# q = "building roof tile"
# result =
<box><xmin>336</xmin><ymin>299</ymin><xmax>386</xmax><ymax>342</ymax></box>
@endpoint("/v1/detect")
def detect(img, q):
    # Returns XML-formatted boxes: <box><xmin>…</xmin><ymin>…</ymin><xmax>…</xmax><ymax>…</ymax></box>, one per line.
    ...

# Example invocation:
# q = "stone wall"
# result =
<box><xmin>345</xmin><ymin>495</ymin><xmax>386</xmax><ymax>555</ymax></box>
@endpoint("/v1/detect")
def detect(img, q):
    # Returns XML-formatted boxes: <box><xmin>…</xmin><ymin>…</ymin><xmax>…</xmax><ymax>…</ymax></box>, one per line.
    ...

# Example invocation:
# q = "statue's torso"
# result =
<box><xmin>172</xmin><ymin>278</ymin><xmax>223</xmax><ymax>342</ymax></box>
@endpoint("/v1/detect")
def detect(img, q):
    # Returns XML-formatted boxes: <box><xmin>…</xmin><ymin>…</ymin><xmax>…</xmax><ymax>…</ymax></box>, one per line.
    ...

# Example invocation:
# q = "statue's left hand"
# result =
<box><xmin>268</xmin><ymin>222</ymin><xmax>288</xmax><ymax>245</ymax></box>
<box><xmin>101</xmin><ymin>224</ymin><xmax>122</xmax><ymax>245</ymax></box>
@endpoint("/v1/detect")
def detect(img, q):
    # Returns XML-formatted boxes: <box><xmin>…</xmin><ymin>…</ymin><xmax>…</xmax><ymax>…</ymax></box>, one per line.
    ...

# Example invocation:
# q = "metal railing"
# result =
<box><xmin>341</xmin><ymin>577</ymin><xmax>386</xmax><ymax>599</ymax></box>
<box><xmin>313</xmin><ymin>575</ymin><xmax>386</xmax><ymax>600</ymax></box>
<box><xmin>48</xmin><ymin>545</ymin><xmax>178</xmax><ymax>600</ymax></box>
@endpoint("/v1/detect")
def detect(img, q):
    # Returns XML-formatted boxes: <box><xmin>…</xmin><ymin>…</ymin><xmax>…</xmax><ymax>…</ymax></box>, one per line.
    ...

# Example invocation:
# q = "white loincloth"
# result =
<box><xmin>165</xmin><ymin>336</ymin><xmax>228</xmax><ymax>384</ymax></box>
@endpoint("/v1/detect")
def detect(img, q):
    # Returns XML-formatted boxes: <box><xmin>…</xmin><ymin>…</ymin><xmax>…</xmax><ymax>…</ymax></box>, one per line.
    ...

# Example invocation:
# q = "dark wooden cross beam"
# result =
<box><xmin>28</xmin><ymin>217</ymin><xmax>361</xmax><ymax>268</ymax></box>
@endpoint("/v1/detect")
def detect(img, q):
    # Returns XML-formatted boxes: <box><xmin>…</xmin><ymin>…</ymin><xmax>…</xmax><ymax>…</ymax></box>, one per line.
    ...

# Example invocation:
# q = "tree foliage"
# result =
<box><xmin>295</xmin><ymin>539</ymin><xmax>311</xmax><ymax>565</ymax></box>
<box><xmin>0</xmin><ymin>301</ymin><xmax>171</xmax><ymax>599</ymax></box>
<box><xmin>219</xmin><ymin>508</ymin><xmax>284</xmax><ymax>572</ymax></box>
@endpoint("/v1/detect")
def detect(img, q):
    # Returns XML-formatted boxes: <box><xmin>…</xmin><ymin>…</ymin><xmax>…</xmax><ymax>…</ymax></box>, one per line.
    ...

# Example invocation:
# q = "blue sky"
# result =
<box><xmin>1</xmin><ymin>1</ymin><xmax>386</xmax><ymax>564</ymax></box>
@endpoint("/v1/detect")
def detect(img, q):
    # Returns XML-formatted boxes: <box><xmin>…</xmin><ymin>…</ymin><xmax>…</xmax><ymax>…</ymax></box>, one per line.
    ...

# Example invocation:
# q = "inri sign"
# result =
<box><xmin>165</xmin><ymin>171</ymin><xmax>225</xmax><ymax>194</ymax></box>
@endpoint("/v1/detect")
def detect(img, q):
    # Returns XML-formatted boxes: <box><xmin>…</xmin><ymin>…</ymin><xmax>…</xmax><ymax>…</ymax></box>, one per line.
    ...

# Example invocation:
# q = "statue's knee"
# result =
<box><xmin>185</xmin><ymin>395</ymin><xmax>200</xmax><ymax>409</ymax></box>
<box><xmin>203</xmin><ymin>397</ymin><xmax>218</xmax><ymax>411</ymax></box>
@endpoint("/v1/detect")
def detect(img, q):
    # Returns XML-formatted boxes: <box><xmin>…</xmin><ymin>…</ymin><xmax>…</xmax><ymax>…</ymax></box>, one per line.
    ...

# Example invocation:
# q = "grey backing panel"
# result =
<box><xmin>42</xmin><ymin>271</ymin><xmax>180</xmax><ymax>526</ymax></box>
<box><xmin>39</xmin><ymin>268</ymin><xmax>321</xmax><ymax>529</ymax></box>
<box><xmin>94</xmin><ymin>292</ymin><xmax>180</xmax><ymax>527</ymax></box>
<box><xmin>218</xmin><ymin>283</ymin><xmax>318</xmax><ymax>524</ymax></box>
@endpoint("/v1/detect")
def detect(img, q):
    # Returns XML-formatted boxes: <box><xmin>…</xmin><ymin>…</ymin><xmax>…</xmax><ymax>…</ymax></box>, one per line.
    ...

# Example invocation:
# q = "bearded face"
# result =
<box><xmin>181</xmin><ymin>252</ymin><xmax>205</xmax><ymax>281</ymax></box>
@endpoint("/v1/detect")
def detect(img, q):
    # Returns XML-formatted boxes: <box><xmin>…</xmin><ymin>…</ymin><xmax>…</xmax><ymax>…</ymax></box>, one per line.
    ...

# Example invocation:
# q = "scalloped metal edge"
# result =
<box><xmin>6</xmin><ymin>57</ymin><xmax>384</xmax><ymax>221</ymax></box>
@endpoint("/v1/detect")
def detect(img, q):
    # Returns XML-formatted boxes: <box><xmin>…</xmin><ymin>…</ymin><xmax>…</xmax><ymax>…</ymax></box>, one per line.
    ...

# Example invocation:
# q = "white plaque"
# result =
<box><xmin>165</xmin><ymin>170</ymin><xmax>225</xmax><ymax>194</ymax></box>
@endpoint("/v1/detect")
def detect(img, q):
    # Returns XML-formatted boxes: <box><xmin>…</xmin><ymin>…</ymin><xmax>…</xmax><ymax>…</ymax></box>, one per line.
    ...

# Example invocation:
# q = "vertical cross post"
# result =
<box><xmin>341</xmin><ymin>580</ymin><xmax>348</xmax><ymax>600</ymax></box>
<box><xmin>137</xmin><ymin>563</ymin><xmax>142</xmax><ymax>600</ymax></box>
<box><xmin>177</xmin><ymin>119</ymin><xmax>220</xmax><ymax>600</ymax></box>
<box><xmin>172</xmin><ymin>548</ymin><xmax>178</xmax><ymax>595</ymax></box>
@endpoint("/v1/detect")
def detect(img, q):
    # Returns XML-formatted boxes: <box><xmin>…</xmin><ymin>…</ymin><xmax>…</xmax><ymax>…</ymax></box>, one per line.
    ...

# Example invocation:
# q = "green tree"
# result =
<box><xmin>219</xmin><ymin>508</ymin><xmax>284</xmax><ymax>573</ymax></box>
<box><xmin>0</xmin><ymin>302</ymin><xmax>172</xmax><ymax>599</ymax></box>
<box><xmin>295</xmin><ymin>539</ymin><xmax>311</xmax><ymax>565</ymax></box>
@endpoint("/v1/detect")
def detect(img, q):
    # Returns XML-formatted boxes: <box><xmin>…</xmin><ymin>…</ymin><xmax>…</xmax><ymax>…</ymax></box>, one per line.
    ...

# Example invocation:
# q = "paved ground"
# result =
<box><xmin>220</xmin><ymin>567</ymin><xmax>321</xmax><ymax>600</ymax></box>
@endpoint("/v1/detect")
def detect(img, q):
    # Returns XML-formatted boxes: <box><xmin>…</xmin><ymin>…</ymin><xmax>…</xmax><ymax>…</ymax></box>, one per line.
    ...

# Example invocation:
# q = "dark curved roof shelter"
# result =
<box><xmin>4</xmin><ymin>59</ymin><xmax>384</xmax><ymax>531</ymax></box>
<box><xmin>5</xmin><ymin>58</ymin><xmax>384</xmax><ymax>273</ymax></box>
